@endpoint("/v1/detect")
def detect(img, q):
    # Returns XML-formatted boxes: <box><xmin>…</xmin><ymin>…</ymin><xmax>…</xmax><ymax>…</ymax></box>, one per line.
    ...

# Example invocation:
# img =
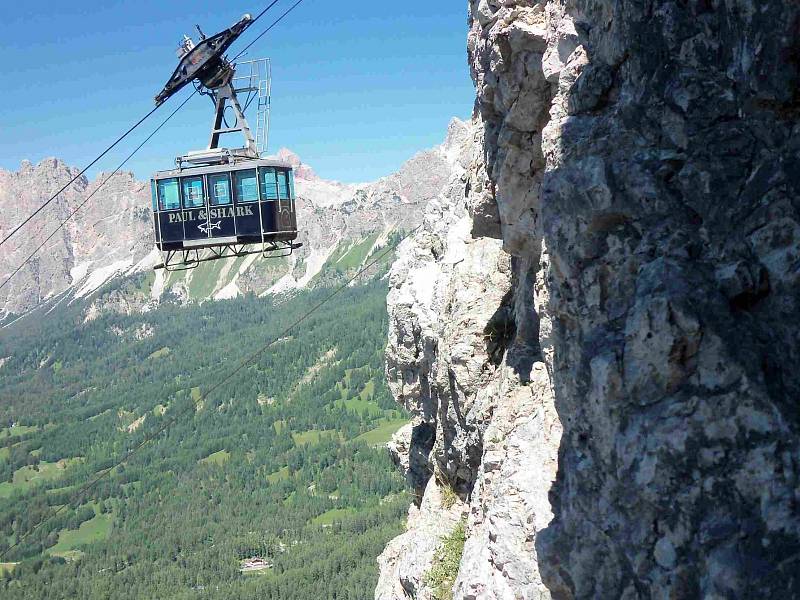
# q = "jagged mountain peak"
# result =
<box><xmin>9</xmin><ymin>157</ymin><xmax>85</xmax><ymax>185</ymax></box>
<box><xmin>442</xmin><ymin>117</ymin><xmax>470</xmax><ymax>151</ymax></box>
<box><xmin>273</xmin><ymin>148</ymin><xmax>318</xmax><ymax>181</ymax></box>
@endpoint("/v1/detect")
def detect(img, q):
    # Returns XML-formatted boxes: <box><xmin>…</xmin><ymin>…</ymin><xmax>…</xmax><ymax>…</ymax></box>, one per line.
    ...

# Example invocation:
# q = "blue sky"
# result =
<box><xmin>0</xmin><ymin>1</ymin><xmax>474</xmax><ymax>183</ymax></box>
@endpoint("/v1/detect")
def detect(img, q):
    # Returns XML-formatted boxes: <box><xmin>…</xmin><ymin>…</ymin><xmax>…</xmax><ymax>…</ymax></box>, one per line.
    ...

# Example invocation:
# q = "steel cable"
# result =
<box><xmin>232</xmin><ymin>0</ymin><xmax>306</xmax><ymax>62</ymax></box>
<box><xmin>0</xmin><ymin>1</ymin><xmax>288</xmax><ymax>253</ymax></box>
<box><xmin>0</xmin><ymin>104</ymin><xmax>164</xmax><ymax>249</ymax></box>
<box><xmin>0</xmin><ymin>91</ymin><xmax>197</xmax><ymax>295</ymax></box>
<box><xmin>0</xmin><ymin>0</ymin><xmax>303</xmax><ymax>292</ymax></box>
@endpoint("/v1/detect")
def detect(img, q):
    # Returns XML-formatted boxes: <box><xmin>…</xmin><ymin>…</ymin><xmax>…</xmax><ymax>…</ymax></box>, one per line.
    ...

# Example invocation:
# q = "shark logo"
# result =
<box><xmin>199</xmin><ymin>221</ymin><xmax>222</xmax><ymax>235</ymax></box>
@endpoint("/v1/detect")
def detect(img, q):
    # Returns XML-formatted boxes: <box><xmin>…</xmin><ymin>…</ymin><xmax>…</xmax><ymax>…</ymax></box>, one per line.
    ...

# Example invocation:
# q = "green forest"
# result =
<box><xmin>0</xmin><ymin>268</ymin><xmax>408</xmax><ymax>599</ymax></box>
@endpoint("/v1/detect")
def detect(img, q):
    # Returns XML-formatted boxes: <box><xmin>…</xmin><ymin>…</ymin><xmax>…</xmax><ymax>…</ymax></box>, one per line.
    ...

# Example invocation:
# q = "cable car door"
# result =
<box><xmin>232</xmin><ymin>169</ymin><xmax>261</xmax><ymax>237</ymax></box>
<box><xmin>207</xmin><ymin>173</ymin><xmax>237</xmax><ymax>239</ymax></box>
<box><xmin>155</xmin><ymin>178</ymin><xmax>184</xmax><ymax>247</ymax></box>
<box><xmin>181</xmin><ymin>176</ymin><xmax>208</xmax><ymax>241</ymax></box>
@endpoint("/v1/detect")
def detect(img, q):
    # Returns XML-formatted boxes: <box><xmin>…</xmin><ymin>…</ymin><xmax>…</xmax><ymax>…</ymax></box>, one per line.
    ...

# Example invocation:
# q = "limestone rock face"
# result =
<box><xmin>380</xmin><ymin>113</ymin><xmax>561</xmax><ymax>598</ymax></box>
<box><xmin>380</xmin><ymin>1</ymin><xmax>800</xmax><ymax>598</ymax></box>
<box><xmin>534</xmin><ymin>0</ymin><xmax>800</xmax><ymax>596</ymax></box>
<box><xmin>376</xmin><ymin>478</ymin><xmax>466</xmax><ymax>600</ymax></box>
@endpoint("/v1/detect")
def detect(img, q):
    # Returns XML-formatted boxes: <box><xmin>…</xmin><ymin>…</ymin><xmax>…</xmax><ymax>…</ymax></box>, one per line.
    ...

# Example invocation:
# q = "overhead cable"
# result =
<box><xmin>233</xmin><ymin>0</ymin><xmax>307</xmax><ymax>61</ymax></box>
<box><xmin>0</xmin><ymin>91</ymin><xmax>196</xmax><ymax>295</ymax></box>
<box><xmin>0</xmin><ymin>104</ymin><xmax>164</xmax><ymax>250</ymax></box>
<box><xmin>0</xmin><ymin>0</ymin><xmax>292</xmax><ymax>251</ymax></box>
<box><xmin>0</xmin><ymin>0</ymin><xmax>301</xmax><ymax>290</ymax></box>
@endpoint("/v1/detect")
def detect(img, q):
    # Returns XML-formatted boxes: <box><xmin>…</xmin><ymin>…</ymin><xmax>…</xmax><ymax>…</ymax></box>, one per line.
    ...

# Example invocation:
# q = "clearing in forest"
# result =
<box><xmin>199</xmin><ymin>449</ymin><xmax>230</xmax><ymax>466</ymax></box>
<box><xmin>0</xmin><ymin>458</ymin><xmax>82</xmax><ymax>499</ymax></box>
<box><xmin>48</xmin><ymin>503</ymin><xmax>114</xmax><ymax>560</ymax></box>
<box><xmin>355</xmin><ymin>418</ymin><xmax>408</xmax><ymax>446</ymax></box>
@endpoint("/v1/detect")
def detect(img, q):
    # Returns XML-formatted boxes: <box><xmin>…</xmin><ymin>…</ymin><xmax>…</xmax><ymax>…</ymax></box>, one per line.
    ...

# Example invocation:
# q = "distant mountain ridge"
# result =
<box><xmin>0</xmin><ymin>118</ymin><xmax>471</xmax><ymax>320</ymax></box>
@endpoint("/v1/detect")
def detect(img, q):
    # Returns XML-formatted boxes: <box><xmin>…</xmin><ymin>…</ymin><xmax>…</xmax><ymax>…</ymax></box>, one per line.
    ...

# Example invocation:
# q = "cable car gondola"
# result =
<box><xmin>151</xmin><ymin>14</ymin><xmax>300</xmax><ymax>271</ymax></box>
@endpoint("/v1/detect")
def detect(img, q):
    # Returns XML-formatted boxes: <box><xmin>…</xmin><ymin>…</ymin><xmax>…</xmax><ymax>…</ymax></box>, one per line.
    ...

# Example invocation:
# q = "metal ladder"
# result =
<box><xmin>228</xmin><ymin>58</ymin><xmax>272</xmax><ymax>157</ymax></box>
<box><xmin>254</xmin><ymin>60</ymin><xmax>272</xmax><ymax>156</ymax></box>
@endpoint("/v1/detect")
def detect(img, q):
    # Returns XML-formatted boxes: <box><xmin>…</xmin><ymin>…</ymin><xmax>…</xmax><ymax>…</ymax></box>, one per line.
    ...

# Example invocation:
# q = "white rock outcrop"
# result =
<box><xmin>379</xmin><ymin>114</ymin><xmax>561</xmax><ymax>598</ymax></box>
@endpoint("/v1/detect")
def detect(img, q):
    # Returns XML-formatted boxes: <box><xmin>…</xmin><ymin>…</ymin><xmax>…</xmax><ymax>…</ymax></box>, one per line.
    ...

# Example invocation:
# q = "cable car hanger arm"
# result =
<box><xmin>155</xmin><ymin>14</ymin><xmax>255</xmax><ymax>105</ymax></box>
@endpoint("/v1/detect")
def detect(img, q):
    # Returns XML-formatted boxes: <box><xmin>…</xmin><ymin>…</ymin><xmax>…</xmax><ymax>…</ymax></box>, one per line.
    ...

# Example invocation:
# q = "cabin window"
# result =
<box><xmin>157</xmin><ymin>178</ymin><xmax>180</xmax><ymax>211</ymax></box>
<box><xmin>288</xmin><ymin>170</ymin><xmax>296</xmax><ymax>199</ymax></box>
<box><xmin>182</xmin><ymin>177</ymin><xmax>205</xmax><ymax>208</ymax></box>
<box><xmin>234</xmin><ymin>169</ymin><xmax>259</xmax><ymax>203</ymax></box>
<box><xmin>260</xmin><ymin>167</ymin><xmax>278</xmax><ymax>200</ymax></box>
<box><xmin>277</xmin><ymin>170</ymin><xmax>290</xmax><ymax>199</ymax></box>
<box><xmin>209</xmin><ymin>174</ymin><xmax>231</xmax><ymax>206</ymax></box>
<box><xmin>150</xmin><ymin>180</ymin><xmax>157</xmax><ymax>211</ymax></box>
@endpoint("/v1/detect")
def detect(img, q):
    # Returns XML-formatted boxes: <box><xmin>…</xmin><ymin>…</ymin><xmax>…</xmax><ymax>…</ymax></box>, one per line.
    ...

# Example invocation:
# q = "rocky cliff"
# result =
<box><xmin>380</xmin><ymin>1</ymin><xmax>800</xmax><ymax>598</ymax></box>
<box><xmin>0</xmin><ymin>160</ymin><xmax>153</xmax><ymax>318</ymax></box>
<box><xmin>0</xmin><ymin>121</ymin><xmax>468</xmax><ymax>319</ymax></box>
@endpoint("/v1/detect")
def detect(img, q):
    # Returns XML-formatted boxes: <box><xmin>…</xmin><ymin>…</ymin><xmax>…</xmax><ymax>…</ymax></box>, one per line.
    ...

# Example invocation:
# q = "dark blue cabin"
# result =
<box><xmin>151</xmin><ymin>159</ymin><xmax>298</xmax><ymax>252</ymax></box>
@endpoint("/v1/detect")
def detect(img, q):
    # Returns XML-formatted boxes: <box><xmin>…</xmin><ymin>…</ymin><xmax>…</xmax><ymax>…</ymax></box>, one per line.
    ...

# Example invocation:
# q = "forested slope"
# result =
<box><xmin>0</xmin><ymin>269</ymin><xmax>408</xmax><ymax>599</ymax></box>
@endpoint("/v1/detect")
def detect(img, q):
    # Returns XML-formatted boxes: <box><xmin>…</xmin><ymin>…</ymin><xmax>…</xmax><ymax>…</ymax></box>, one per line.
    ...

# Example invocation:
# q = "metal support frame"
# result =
<box><xmin>252</xmin><ymin>59</ymin><xmax>272</xmax><ymax>156</ymax></box>
<box><xmin>155</xmin><ymin>240</ymin><xmax>301</xmax><ymax>272</ymax></box>
<box><xmin>178</xmin><ymin>58</ymin><xmax>272</xmax><ymax>167</ymax></box>
<box><xmin>232</xmin><ymin>58</ymin><xmax>271</xmax><ymax>157</ymax></box>
<box><xmin>209</xmin><ymin>82</ymin><xmax>258</xmax><ymax>156</ymax></box>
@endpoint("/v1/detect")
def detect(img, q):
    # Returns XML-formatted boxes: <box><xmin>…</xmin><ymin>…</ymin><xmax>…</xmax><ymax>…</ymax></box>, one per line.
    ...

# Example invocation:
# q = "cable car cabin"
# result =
<box><xmin>150</xmin><ymin>160</ymin><xmax>298</xmax><ymax>269</ymax></box>
<box><xmin>150</xmin><ymin>15</ymin><xmax>302</xmax><ymax>270</ymax></box>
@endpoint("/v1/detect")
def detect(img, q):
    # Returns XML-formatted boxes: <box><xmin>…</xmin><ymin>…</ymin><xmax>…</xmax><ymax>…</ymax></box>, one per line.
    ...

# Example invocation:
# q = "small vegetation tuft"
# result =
<box><xmin>425</xmin><ymin>518</ymin><xmax>467</xmax><ymax>600</ymax></box>
<box><xmin>440</xmin><ymin>484</ymin><xmax>458</xmax><ymax>510</ymax></box>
